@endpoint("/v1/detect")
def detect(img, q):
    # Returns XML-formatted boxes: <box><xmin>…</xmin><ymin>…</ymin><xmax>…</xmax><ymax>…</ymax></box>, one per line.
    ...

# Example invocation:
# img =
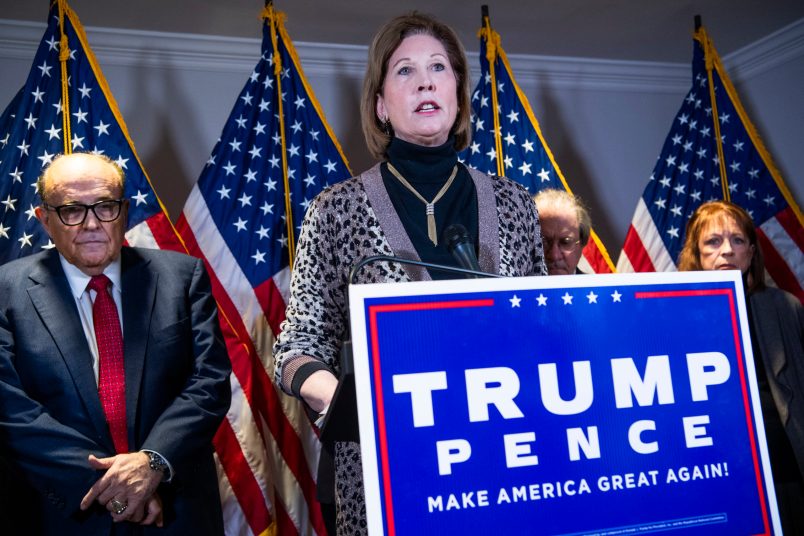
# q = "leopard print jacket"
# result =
<box><xmin>273</xmin><ymin>162</ymin><xmax>545</xmax><ymax>535</ymax></box>
<box><xmin>274</xmin><ymin>163</ymin><xmax>546</xmax><ymax>390</ymax></box>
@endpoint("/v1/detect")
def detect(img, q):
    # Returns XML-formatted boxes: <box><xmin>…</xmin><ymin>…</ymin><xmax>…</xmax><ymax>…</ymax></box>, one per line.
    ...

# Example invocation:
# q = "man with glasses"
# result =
<box><xmin>0</xmin><ymin>152</ymin><xmax>231</xmax><ymax>535</ymax></box>
<box><xmin>533</xmin><ymin>188</ymin><xmax>592</xmax><ymax>275</ymax></box>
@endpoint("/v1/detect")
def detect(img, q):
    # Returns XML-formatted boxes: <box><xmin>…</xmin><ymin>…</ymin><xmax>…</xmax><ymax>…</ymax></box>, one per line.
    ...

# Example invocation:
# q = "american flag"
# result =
<box><xmin>458</xmin><ymin>12</ymin><xmax>615</xmax><ymax>274</ymax></box>
<box><xmin>175</xmin><ymin>5</ymin><xmax>350</xmax><ymax>535</ymax></box>
<box><xmin>0</xmin><ymin>0</ymin><xmax>182</xmax><ymax>264</ymax></box>
<box><xmin>617</xmin><ymin>25</ymin><xmax>803</xmax><ymax>302</ymax></box>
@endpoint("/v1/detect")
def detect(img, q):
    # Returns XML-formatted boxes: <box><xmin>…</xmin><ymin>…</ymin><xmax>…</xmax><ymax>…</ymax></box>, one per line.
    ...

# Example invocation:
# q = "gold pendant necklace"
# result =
<box><xmin>387</xmin><ymin>163</ymin><xmax>458</xmax><ymax>246</ymax></box>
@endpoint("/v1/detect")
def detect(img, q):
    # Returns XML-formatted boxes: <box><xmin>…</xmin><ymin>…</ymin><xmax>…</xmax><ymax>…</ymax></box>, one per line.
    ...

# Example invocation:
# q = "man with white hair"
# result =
<box><xmin>533</xmin><ymin>188</ymin><xmax>592</xmax><ymax>275</ymax></box>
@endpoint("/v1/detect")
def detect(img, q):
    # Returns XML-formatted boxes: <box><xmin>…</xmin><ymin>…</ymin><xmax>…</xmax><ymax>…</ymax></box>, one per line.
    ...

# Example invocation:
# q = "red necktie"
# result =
<box><xmin>88</xmin><ymin>274</ymin><xmax>128</xmax><ymax>453</ymax></box>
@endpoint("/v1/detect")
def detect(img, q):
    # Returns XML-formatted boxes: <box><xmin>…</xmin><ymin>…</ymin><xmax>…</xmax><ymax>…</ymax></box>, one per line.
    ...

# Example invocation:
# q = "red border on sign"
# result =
<box><xmin>367</xmin><ymin>298</ymin><xmax>494</xmax><ymax>536</ymax></box>
<box><xmin>635</xmin><ymin>288</ymin><xmax>770</xmax><ymax>536</ymax></box>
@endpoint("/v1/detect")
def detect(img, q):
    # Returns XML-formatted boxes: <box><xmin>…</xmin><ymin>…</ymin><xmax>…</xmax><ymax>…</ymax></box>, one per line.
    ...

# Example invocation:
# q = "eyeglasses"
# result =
<box><xmin>43</xmin><ymin>199</ymin><xmax>125</xmax><ymax>226</ymax></box>
<box><xmin>542</xmin><ymin>236</ymin><xmax>581</xmax><ymax>253</ymax></box>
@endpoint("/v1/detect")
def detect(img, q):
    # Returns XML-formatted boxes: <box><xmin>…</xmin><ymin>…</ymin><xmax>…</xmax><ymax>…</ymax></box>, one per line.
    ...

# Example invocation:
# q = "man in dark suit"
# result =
<box><xmin>0</xmin><ymin>152</ymin><xmax>232</xmax><ymax>534</ymax></box>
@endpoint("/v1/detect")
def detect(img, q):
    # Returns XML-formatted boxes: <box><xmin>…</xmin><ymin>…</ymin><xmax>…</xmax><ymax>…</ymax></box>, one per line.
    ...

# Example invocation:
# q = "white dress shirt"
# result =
<box><xmin>59</xmin><ymin>254</ymin><xmax>123</xmax><ymax>384</ymax></box>
<box><xmin>58</xmin><ymin>254</ymin><xmax>173</xmax><ymax>479</ymax></box>
<box><xmin>59</xmin><ymin>255</ymin><xmax>123</xmax><ymax>385</ymax></box>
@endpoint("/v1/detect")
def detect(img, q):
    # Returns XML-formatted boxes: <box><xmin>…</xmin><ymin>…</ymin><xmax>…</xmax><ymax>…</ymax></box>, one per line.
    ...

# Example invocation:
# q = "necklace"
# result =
<box><xmin>387</xmin><ymin>162</ymin><xmax>458</xmax><ymax>246</ymax></box>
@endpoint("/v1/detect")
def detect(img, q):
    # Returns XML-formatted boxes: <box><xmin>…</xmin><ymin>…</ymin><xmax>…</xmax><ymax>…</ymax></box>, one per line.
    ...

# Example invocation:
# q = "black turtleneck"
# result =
<box><xmin>381</xmin><ymin>137</ymin><xmax>479</xmax><ymax>280</ymax></box>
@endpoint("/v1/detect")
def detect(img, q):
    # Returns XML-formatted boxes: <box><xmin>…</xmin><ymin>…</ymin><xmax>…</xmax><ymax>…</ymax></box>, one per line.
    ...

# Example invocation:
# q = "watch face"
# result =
<box><xmin>149</xmin><ymin>452</ymin><xmax>166</xmax><ymax>471</ymax></box>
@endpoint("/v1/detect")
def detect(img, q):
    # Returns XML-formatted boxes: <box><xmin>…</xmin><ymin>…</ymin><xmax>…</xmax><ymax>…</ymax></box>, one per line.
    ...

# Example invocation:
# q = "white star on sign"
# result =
<box><xmin>536</xmin><ymin>294</ymin><xmax>547</xmax><ymax>306</ymax></box>
<box><xmin>509</xmin><ymin>295</ymin><xmax>521</xmax><ymax>307</ymax></box>
<box><xmin>562</xmin><ymin>292</ymin><xmax>573</xmax><ymax>305</ymax></box>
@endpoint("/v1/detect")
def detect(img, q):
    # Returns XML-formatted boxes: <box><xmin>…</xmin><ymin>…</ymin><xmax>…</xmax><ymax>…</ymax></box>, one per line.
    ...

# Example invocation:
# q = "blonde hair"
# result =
<box><xmin>360</xmin><ymin>12</ymin><xmax>471</xmax><ymax>160</ymax></box>
<box><xmin>533</xmin><ymin>188</ymin><xmax>592</xmax><ymax>246</ymax></box>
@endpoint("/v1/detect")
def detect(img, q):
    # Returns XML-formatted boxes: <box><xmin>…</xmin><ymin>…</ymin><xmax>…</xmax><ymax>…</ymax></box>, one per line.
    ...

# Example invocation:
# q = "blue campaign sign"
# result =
<box><xmin>348</xmin><ymin>271</ymin><xmax>780</xmax><ymax>536</ymax></box>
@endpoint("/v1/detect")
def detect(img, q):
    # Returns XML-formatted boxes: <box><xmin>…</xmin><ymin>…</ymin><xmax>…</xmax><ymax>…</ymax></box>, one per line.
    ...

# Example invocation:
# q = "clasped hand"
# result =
<box><xmin>80</xmin><ymin>452</ymin><xmax>164</xmax><ymax>526</ymax></box>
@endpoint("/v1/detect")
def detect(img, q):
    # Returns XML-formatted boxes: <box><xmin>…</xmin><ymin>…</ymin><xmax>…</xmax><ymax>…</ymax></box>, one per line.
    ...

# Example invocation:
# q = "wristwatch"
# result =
<box><xmin>146</xmin><ymin>451</ymin><xmax>171</xmax><ymax>480</ymax></box>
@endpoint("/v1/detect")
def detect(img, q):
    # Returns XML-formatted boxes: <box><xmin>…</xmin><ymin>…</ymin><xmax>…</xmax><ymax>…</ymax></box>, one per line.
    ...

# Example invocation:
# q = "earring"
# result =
<box><xmin>382</xmin><ymin>116</ymin><xmax>391</xmax><ymax>135</ymax></box>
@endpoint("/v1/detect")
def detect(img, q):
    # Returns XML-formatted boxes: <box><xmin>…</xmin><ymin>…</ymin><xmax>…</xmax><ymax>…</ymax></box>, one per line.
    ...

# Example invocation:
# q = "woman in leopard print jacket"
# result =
<box><xmin>274</xmin><ymin>12</ymin><xmax>546</xmax><ymax>535</ymax></box>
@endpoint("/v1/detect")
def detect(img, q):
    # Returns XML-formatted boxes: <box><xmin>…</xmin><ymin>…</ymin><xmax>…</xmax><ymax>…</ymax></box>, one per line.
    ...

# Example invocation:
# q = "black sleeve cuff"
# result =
<box><xmin>291</xmin><ymin>361</ymin><xmax>333</xmax><ymax>399</ymax></box>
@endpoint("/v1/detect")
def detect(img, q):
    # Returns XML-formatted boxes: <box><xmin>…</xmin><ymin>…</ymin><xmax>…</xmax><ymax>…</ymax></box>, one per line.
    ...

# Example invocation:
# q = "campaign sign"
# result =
<box><xmin>348</xmin><ymin>271</ymin><xmax>780</xmax><ymax>535</ymax></box>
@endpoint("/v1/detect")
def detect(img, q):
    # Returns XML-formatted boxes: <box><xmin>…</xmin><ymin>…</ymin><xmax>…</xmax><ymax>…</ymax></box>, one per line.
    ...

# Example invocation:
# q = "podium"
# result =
<box><xmin>320</xmin><ymin>340</ymin><xmax>360</xmax><ymax>445</ymax></box>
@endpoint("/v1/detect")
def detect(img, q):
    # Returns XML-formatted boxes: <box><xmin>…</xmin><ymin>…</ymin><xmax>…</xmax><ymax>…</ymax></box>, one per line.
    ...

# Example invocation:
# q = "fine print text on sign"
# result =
<box><xmin>349</xmin><ymin>271</ymin><xmax>779</xmax><ymax>535</ymax></box>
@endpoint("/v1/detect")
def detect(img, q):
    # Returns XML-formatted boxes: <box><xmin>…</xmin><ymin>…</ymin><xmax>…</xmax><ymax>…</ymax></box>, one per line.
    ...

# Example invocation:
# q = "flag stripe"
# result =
<box><xmin>124</xmin><ymin>220</ymin><xmax>159</xmax><ymax>249</ymax></box>
<box><xmin>621</xmin><ymin>225</ymin><xmax>657</xmax><ymax>273</ymax></box>
<box><xmin>215</xmin><ymin>456</ymin><xmax>253</xmax><ymax>536</ymax></box>
<box><xmin>775</xmin><ymin>207</ymin><xmax>804</xmax><ymax>255</ymax></box>
<box><xmin>759</xmin><ymin>218</ymin><xmax>804</xmax><ymax>288</ymax></box>
<box><xmin>215</xmin><ymin>417</ymin><xmax>274</xmax><ymax>535</ymax></box>
<box><xmin>626</xmin><ymin>198</ymin><xmax>676</xmax><ymax>272</ymax></box>
<box><xmin>178</xmin><ymin>211</ymin><xmax>327</xmax><ymax>536</ymax></box>
<box><xmin>583</xmin><ymin>231</ymin><xmax>614</xmax><ymax>274</ymax></box>
<box><xmin>757</xmin><ymin>229</ymin><xmax>803</xmax><ymax>302</ymax></box>
<box><xmin>254</xmin><ymin>277</ymin><xmax>287</xmax><ymax>336</ymax></box>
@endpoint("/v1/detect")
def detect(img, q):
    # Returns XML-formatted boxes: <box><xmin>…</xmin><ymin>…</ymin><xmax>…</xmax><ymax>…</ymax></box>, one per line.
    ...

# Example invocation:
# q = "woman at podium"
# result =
<box><xmin>273</xmin><ymin>11</ymin><xmax>546</xmax><ymax>535</ymax></box>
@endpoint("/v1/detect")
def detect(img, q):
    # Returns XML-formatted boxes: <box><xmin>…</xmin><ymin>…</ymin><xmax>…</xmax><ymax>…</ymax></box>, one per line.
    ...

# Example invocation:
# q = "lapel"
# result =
<box><xmin>362</xmin><ymin>164</ymin><xmax>429</xmax><ymax>281</ymax></box>
<box><xmin>362</xmin><ymin>163</ymin><xmax>502</xmax><ymax>280</ymax></box>
<box><xmin>26</xmin><ymin>250</ymin><xmax>114</xmax><ymax>451</ymax></box>
<box><xmin>120</xmin><ymin>247</ymin><xmax>156</xmax><ymax>445</ymax></box>
<box><xmin>465</xmin><ymin>166</ymin><xmax>501</xmax><ymax>275</ymax></box>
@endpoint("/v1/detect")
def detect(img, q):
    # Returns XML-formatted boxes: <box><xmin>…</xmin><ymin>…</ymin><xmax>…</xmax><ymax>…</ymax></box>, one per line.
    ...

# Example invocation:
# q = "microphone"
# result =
<box><xmin>349</xmin><ymin>253</ymin><xmax>498</xmax><ymax>284</ymax></box>
<box><xmin>443</xmin><ymin>224</ymin><xmax>481</xmax><ymax>277</ymax></box>
<box><xmin>328</xmin><ymin>252</ymin><xmax>500</xmax><ymax>447</ymax></box>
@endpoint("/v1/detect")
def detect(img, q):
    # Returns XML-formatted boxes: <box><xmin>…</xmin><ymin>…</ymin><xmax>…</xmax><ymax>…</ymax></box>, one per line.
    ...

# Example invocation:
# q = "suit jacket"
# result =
<box><xmin>0</xmin><ymin>246</ymin><xmax>232</xmax><ymax>535</ymax></box>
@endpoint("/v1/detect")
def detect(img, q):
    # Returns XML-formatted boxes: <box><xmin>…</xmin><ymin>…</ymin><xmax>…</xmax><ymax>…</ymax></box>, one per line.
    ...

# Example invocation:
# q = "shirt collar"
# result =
<box><xmin>59</xmin><ymin>255</ymin><xmax>123</xmax><ymax>299</ymax></box>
